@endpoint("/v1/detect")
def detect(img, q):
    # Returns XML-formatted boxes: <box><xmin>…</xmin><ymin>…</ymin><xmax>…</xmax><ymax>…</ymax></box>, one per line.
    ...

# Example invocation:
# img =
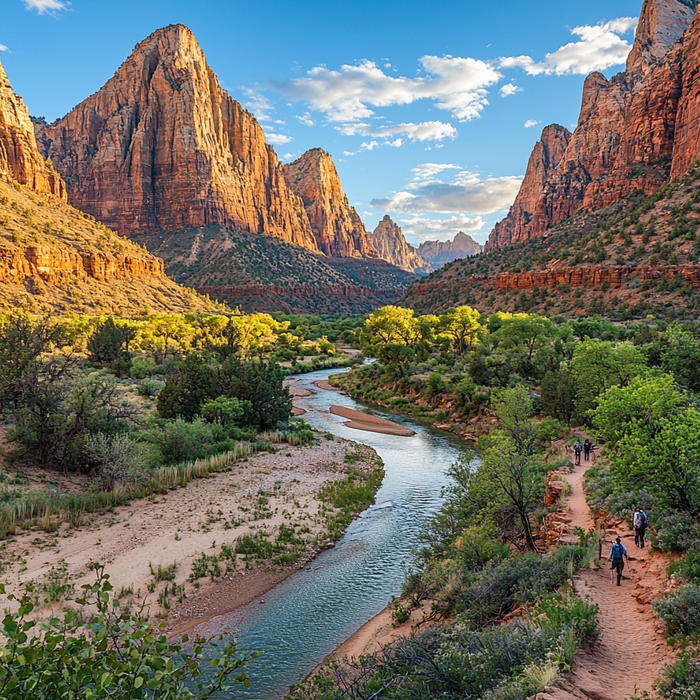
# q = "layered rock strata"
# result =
<box><xmin>281</xmin><ymin>149</ymin><xmax>371</xmax><ymax>257</ymax></box>
<box><xmin>417</xmin><ymin>230</ymin><xmax>481</xmax><ymax>267</ymax></box>
<box><xmin>486</xmin><ymin>0</ymin><xmax>699</xmax><ymax>251</ymax></box>
<box><xmin>34</xmin><ymin>25</ymin><xmax>317</xmax><ymax>249</ymax></box>
<box><xmin>0</xmin><ymin>59</ymin><xmax>65</xmax><ymax>199</ymax></box>
<box><xmin>369</xmin><ymin>215</ymin><xmax>427</xmax><ymax>273</ymax></box>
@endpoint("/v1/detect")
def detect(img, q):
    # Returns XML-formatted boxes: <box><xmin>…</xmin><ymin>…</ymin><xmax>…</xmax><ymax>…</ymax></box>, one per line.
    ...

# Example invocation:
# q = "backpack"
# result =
<box><xmin>574</xmin><ymin>443</ymin><xmax>581</xmax><ymax>454</ymax></box>
<box><xmin>639</xmin><ymin>511</ymin><xmax>647</xmax><ymax>527</ymax></box>
<box><xmin>611</xmin><ymin>543</ymin><xmax>625</xmax><ymax>561</ymax></box>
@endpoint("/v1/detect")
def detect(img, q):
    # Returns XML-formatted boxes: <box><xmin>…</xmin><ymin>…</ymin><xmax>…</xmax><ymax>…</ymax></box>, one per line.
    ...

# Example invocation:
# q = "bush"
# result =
<box><xmin>0</xmin><ymin>564</ymin><xmax>254</xmax><ymax>698</ymax></box>
<box><xmin>137</xmin><ymin>379</ymin><xmax>164</xmax><ymax>397</ymax></box>
<box><xmin>650</xmin><ymin>513</ymin><xmax>700</xmax><ymax>553</ymax></box>
<box><xmin>669</xmin><ymin>549</ymin><xmax>700</xmax><ymax>585</ymax></box>
<box><xmin>146</xmin><ymin>418</ymin><xmax>214</xmax><ymax>465</ymax></box>
<box><xmin>655</xmin><ymin>655</ymin><xmax>700</xmax><ymax>700</ymax></box>
<box><xmin>85</xmin><ymin>433</ymin><xmax>148</xmax><ymax>492</ymax></box>
<box><xmin>654</xmin><ymin>585</ymin><xmax>700</xmax><ymax>634</ymax></box>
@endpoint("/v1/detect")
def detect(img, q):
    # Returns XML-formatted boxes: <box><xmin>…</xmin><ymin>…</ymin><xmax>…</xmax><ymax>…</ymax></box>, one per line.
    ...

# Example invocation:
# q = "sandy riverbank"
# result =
<box><xmin>0</xmin><ymin>436</ymin><xmax>382</xmax><ymax>636</ymax></box>
<box><xmin>330</xmin><ymin>405</ymin><xmax>416</xmax><ymax>437</ymax></box>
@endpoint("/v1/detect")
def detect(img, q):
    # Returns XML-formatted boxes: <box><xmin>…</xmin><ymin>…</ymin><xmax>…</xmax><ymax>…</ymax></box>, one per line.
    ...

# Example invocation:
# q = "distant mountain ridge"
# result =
<box><xmin>418</xmin><ymin>231</ymin><xmax>482</xmax><ymax>268</ymax></box>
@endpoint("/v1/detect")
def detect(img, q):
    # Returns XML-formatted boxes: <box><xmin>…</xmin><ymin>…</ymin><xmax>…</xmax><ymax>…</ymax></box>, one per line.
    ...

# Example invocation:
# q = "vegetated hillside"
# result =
<box><xmin>402</xmin><ymin>165</ymin><xmax>700</xmax><ymax>320</ymax></box>
<box><xmin>132</xmin><ymin>226</ymin><xmax>417</xmax><ymax>314</ymax></box>
<box><xmin>0</xmin><ymin>177</ymin><xmax>224</xmax><ymax>315</ymax></box>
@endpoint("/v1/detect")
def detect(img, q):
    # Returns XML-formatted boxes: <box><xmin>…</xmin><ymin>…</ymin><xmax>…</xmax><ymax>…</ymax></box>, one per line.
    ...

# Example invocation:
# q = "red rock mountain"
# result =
<box><xmin>34</xmin><ymin>25</ymin><xmax>317</xmax><ymax>250</ymax></box>
<box><xmin>418</xmin><ymin>231</ymin><xmax>482</xmax><ymax>268</ymax></box>
<box><xmin>486</xmin><ymin>0</ymin><xmax>699</xmax><ymax>251</ymax></box>
<box><xmin>0</xmin><ymin>58</ymin><xmax>65</xmax><ymax>199</ymax></box>
<box><xmin>281</xmin><ymin>148</ymin><xmax>372</xmax><ymax>257</ymax></box>
<box><xmin>369</xmin><ymin>215</ymin><xmax>427</xmax><ymax>273</ymax></box>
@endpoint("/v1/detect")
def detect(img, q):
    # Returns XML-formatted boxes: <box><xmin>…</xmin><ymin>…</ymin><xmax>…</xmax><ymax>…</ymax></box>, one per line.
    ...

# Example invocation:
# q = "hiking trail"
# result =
<box><xmin>542</xmin><ymin>438</ymin><xmax>675</xmax><ymax>700</ymax></box>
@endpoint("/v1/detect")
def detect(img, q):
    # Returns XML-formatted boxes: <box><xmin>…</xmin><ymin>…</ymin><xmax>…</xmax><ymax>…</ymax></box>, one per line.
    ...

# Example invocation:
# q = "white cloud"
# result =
<box><xmin>343</xmin><ymin>141</ymin><xmax>379</xmax><ymax>156</ymax></box>
<box><xmin>372</xmin><ymin>168</ymin><xmax>522</xmax><ymax>214</ymax></box>
<box><xmin>271</xmin><ymin>55</ymin><xmax>501</xmax><ymax>123</ymax></box>
<box><xmin>243</xmin><ymin>88</ymin><xmax>279</xmax><ymax>123</ymax></box>
<box><xmin>399</xmin><ymin>214</ymin><xmax>486</xmax><ymax>242</ymax></box>
<box><xmin>296</xmin><ymin>113</ymin><xmax>315</xmax><ymax>127</ymax></box>
<box><xmin>266</xmin><ymin>133</ymin><xmax>293</xmax><ymax>145</ymax></box>
<box><xmin>499</xmin><ymin>83</ymin><xmax>521</xmax><ymax>97</ymax></box>
<box><xmin>524</xmin><ymin>119</ymin><xmax>540</xmax><ymax>128</ymax></box>
<box><xmin>409</xmin><ymin>163</ymin><xmax>461</xmax><ymax>185</ymax></box>
<box><xmin>501</xmin><ymin>17</ymin><xmax>637</xmax><ymax>76</ymax></box>
<box><xmin>0</xmin><ymin>44</ymin><xmax>8</xmax><ymax>52</ymax></box>
<box><xmin>338</xmin><ymin>120</ymin><xmax>456</xmax><ymax>142</ymax></box>
<box><xmin>23</xmin><ymin>0</ymin><xmax>67</xmax><ymax>13</ymax></box>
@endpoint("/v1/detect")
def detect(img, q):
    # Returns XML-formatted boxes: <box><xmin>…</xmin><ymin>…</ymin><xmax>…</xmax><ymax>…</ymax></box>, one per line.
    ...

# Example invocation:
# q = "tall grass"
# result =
<box><xmin>0</xmin><ymin>441</ymin><xmax>274</xmax><ymax>540</ymax></box>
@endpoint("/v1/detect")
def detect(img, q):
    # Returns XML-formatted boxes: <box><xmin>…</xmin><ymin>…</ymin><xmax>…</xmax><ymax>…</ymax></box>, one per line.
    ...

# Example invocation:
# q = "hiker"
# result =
<box><xmin>573</xmin><ymin>440</ymin><xmax>582</xmax><ymax>465</ymax></box>
<box><xmin>609</xmin><ymin>536</ymin><xmax>629</xmax><ymax>586</ymax></box>
<box><xmin>583</xmin><ymin>438</ymin><xmax>592</xmax><ymax>461</ymax></box>
<box><xmin>634</xmin><ymin>508</ymin><xmax>648</xmax><ymax>548</ymax></box>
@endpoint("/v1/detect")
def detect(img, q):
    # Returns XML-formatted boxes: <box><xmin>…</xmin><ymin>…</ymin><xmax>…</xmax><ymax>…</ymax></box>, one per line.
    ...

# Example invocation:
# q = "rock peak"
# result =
<box><xmin>0</xmin><ymin>57</ymin><xmax>65</xmax><ymax>198</ymax></box>
<box><xmin>34</xmin><ymin>27</ymin><xmax>316</xmax><ymax>248</ymax></box>
<box><xmin>370</xmin><ymin>215</ymin><xmax>427</xmax><ymax>273</ymax></box>
<box><xmin>282</xmin><ymin>148</ymin><xmax>372</xmax><ymax>257</ymax></box>
<box><xmin>418</xmin><ymin>232</ymin><xmax>481</xmax><ymax>268</ymax></box>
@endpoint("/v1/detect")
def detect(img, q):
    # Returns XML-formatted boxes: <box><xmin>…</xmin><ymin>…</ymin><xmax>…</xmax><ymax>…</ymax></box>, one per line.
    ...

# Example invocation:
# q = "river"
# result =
<box><xmin>201</xmin><ymin>367</ymin><xmax>469</xmax><ymax>699</ymax></box>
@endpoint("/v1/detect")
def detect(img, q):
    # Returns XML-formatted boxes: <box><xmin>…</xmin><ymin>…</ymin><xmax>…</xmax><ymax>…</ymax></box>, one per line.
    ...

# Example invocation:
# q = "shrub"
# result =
<box><xmin>655</xmin><ymin>655</ymin><xmax>700</xmax><ymax>700</ymax></box>
<box><xmin>85</xmin><ymin>433</ymin><xmax>148</xmax><ymax>492</ymax></box>
<box><xmin>146</xmin><ymin>418</ymin><xmax>214</xmax><ymax>465</ymax></box>
<box><xmin>650</xmin><ymin>513</ymin><xmax>700</xmax><ymax>553</ymax></box>
<box><xmin>654</xmin><ymin>585</ymin><xmax>700</xmax><ymax>634</ymax></box>
<box><xmin>0</xmin><ymin>564</ymin><xmax>254</xmax><ymax>698</ymax></box>
<box><xmin>669</xmin><ymin>549</ymin><xmax>700</xmax><ymax>584</ymax></box>
<box><xmin>137</xmin><ymin>379</ymin><xmax>164</xmax><ymax>397</ymax></box>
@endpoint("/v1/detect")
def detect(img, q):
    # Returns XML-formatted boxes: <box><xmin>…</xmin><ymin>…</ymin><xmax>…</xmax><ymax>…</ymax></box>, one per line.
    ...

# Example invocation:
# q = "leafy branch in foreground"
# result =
<box><xmin>0</xmin><ymin>563</ymin><xmax>257</xmax><ymax>699</ymax></box>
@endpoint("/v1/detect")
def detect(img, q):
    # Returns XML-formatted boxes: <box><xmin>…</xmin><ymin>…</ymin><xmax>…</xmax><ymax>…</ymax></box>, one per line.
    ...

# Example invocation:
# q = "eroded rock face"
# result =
<box><xmin>486</xmin><ymin>0</ymin><xmax>697</xmax><ymax>250</ymax></box>
<box><xmin>281</xmin><ymin>148</ymin><xmax>371</xmax><ymax>257</ymax></box>
<box><xmin>370</xmin><ymin>215</ymin><xmax>427</xmax><ymax>273</ymax></box>
<box><xmin>418</xmin><ymin>231</ymin><xmax>482</xmax><ymax>267</ymax></box>
<box><xmin>0</xmin><ymin>59</ymin><xmax>65</xmax><ymax>199</ymax></box>
<box><xmin>34</xmin><ymin>25</ymin><xmax>317</xmax><ymax>249</ymax></box>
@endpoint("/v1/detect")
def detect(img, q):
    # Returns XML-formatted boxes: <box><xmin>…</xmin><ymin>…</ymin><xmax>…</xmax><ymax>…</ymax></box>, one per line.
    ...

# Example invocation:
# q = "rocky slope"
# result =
<box><xmin>417</xmin><ymin>231</ymin><xmax>482</xmax><ymax>267</ymax></box>
<box><xmin>0</xmin><ymin>58</ymin><xmax>65</xmax><ymax>200</ymax></box>
<box><xmin>133</xmin><ymin>225</ymin><xmax>417</xmax><ymax>314</ymax></box>
<box><xmin>486</xmin><ymin>0</ymin><xmax>699</xmax><ymax>251</ymax></box>
<box><xmin>281</xmin><ymin>149</ymin><xmax>371</xmax><ymax>257</ymax></box>
<box><xmin>401</xmin><ymin>163</ymin><xmax>700</xmax><ymax>320</ymax></box>
<box><xmin>369</xmin><ymin>215</ymin><xmax>427</xmax><ymax>273</ymax></box>
<box><xmin>34</xmin><ymin>25</ymin><xmax>317</xmax><ymax>250</ymax></box>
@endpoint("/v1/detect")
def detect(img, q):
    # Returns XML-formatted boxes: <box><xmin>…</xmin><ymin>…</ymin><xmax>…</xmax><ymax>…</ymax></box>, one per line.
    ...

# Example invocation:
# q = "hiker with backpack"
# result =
<box><xmin>609</xmin><ymin>536</ymin><xmax>629</xmax><ymax>586</ymax></box>
<box><xmin>583</xmin><ymin>438</ymin><xmax>592</xmax><ymax>461</ymax></box>
<box><xmin>573</xmin><ymin>440</ymin><xmax>582</xmax><ymax>465</ymax></box>
<box><xmin>634</xmin><ymin>508</ymin><xmax>648</xmax><ymax>548</ymax></box>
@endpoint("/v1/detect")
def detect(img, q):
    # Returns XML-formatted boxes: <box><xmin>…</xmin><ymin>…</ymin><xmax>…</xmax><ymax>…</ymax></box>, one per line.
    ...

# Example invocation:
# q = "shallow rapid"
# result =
<box><xmin>202</xmin><ymin>367</ymin><xmax>468</xmax><ymax>699</ymax></box>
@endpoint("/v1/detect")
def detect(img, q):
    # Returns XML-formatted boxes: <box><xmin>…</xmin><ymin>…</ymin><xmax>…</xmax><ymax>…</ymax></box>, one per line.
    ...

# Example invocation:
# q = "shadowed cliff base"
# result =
<box><xmin>132</xmin><ymin>225</ymin><xmax>417</xmax><ymax>313</ymax></box>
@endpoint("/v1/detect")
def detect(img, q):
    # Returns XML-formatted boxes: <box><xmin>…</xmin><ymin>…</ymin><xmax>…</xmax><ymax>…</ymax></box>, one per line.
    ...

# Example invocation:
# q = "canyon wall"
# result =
<box><xmin>486</xmin><ymin>0</ymin><xmax>699</xmax><ymax>251</ymax></box>
<box><xmin>281</xmin><ymin>148</ymin><xmax>372</xmax><ymax>257</ymax></box>
<box><xmin>34</xmin><ymin>25</ymin><xmax>317</xmax><ymax>250</ymax></box>
<box><xmin>0</xmin><ymin>59</ymin><xmax>65</xmax><ymax>199</ymax></box>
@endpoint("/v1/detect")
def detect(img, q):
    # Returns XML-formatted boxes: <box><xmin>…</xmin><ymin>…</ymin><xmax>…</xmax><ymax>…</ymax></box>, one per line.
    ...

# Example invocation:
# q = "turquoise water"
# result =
<box><xmin>202</xmin><ymin>367</ymin><xmax>468</xmax><ymax>699</ymax></box>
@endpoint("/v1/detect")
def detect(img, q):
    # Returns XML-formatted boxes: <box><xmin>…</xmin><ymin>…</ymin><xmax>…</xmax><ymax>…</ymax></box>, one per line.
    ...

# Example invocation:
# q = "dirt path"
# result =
<box><xmin>563</xmin><ymin>446</ymin><xmax>673</xmax><ymax>700</ymax></box>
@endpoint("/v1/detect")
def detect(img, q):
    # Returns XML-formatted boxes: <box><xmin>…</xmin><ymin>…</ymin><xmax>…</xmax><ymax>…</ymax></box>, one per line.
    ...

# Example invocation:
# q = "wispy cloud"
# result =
<box><xmin>271</xmin><ymin>55</ymin><xmax>501</xmax><ymax>123</ymax></box>
<box><xmin>23</xmin><ymin>0</ymin><xmax>67</xmax><ymax>14</ymax></box>
<box><xmin>243</xmin><ymin>88</ymin><xmax>276</xmax><ymax>122</ymax></box>
<box><xmin>295</xmin><ymin>113</ymin><xmax>315</xmax><ymax>127</ymax></box>
<box><xmin>266</xmin><ymin>133</ymin><xmax>293</xmax><ymax>146</ymax></box>
<box><xmin>0</xmin><ymin>44</ymin><xmax>9</xmax><ymax>52</ymax></box>
<box><xmin>372</xmin><ymin>165</ymin><xmax>522</xmax><ymax>215</ymax></box>
<box><xmin>399</xmin><ymin>214</ymin><xmax>485</xmax><ymax>242</ymax></box>
<box><xmin>501</xmin><ymin>17</ymin><xmax>637</xmax><ymax>76</ymax></box>
<box><xmin>343</xmin><ymin>141</ymin><xmax>380</xmax><ymax>156</ymax></box>
<box><xmin>338</xmin><ymin>120</ymin><xmax>456</xmax><ymax>143</ymax></box>
<box><xmin>524</xmin><ymin>119</ymin><xmax>540</xmax><ymax>128</ymax></box>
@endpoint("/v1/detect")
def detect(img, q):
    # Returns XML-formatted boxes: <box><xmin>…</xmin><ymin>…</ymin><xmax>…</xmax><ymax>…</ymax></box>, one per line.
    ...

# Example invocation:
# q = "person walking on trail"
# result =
<box><xmin>573</xmin><ymin>440</ymin><xmax>582</xmax><ymax>466</ymax></box>
<box><xmin>634</xmin><ymin>508</ymin><xmax>648</xmax><ymax>548</ymax></box>
<box><xmin>583</xmin><ymin>438</ymin><xmax>592</xmax><ymax>462</ymax></box>
<box><xmin>609</xmin><ymin>536</ymin><xmax>629</xmax><ymax>586</ymax></box>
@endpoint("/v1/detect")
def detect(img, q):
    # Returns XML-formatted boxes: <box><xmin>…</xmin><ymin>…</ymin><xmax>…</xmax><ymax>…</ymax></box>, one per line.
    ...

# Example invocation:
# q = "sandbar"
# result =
<box><xmin>330</xmin><ymin>405</ymin><xmax>415</xmax><ymax>437</ymax></box>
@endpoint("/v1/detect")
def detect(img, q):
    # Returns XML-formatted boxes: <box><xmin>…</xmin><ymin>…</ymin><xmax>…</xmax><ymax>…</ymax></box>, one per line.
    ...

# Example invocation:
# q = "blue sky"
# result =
<box><xmin>2</xmin><ymin>0</ymin><xmax>642</xmax><ymax>245</ymax></box>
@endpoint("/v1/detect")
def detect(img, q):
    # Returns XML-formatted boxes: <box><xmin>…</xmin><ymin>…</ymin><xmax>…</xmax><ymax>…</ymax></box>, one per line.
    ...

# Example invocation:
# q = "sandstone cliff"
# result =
<box><xmin>418</xmin><ymin>231</ymin><xmax>482</xmax><ymax>268</ymax></box>
<box><xmin>369</xmin><ymin>215</ymin><xmax>427</xmax><ymax>273</ymax></box>
<box><xmin>486</xmin><ymin>0</ymin><xmax>698</xmax><ymax>250</ymax></box>
<box><xmin>281</xmin><ymin>148</ymin><xmax>371</xmax><ymax>257</ymax></box>
<box><xmin>0</xmin><ymin>59</ymin><xmax>65</xmax><ymax>200</ymax></box>
<box><xmin>34</xmin><ymin>25</ymin><xmax>317</xmax><ymax>250</ymax></box>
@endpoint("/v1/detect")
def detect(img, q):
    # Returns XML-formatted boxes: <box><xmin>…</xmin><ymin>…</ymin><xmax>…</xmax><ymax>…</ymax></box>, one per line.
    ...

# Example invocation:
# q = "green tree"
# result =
<box><xmin>593</xmin><ymin>374</ymin><xmax>700</xmax><ymax>513</ymax></box>
<box><xmin>569</xmin><ymin>338</ymin><xmax>647</xmax><ymax>419</ymax></box>
<box><xmin>362</xmin><ymin>306</ymin><xmax>419</xmax><ymax>354</ymax></box>
<box><xmin>541</xmin><ymin>371</ymin><xmax>576</xmax><ymax>424</ymax></box>
<box><xmin>438</xmin><ymin>306</ymin><xmax>482</xmax><ymax>355</ymax></box>
<box><xmin>87</xmin><ymin>317</ymin><xmax>136</xmax><ymax>365</ymax></box>
<box><xmin>200</xmin><ymin>396</ymin><xmax>251</xmax><ymax>426</ymax></box>
<box><xmin>0</xmin><ymin>564</ymin><xmax>255</xmax><ymax>698</ymax></box>
<box><xmin>157</xmin><ymin>355</ymin><xmax>215</xmax><ymax>421</ymax></box>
